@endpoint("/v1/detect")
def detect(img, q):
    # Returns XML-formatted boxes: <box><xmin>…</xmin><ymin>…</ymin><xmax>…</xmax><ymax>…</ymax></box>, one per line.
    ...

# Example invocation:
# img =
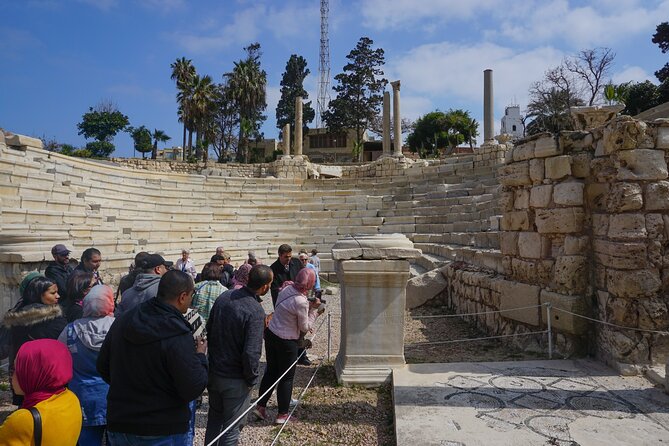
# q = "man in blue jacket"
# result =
<box><xmin>98</xmin><ymin>270</ymin><xmax>208</xmax><ymax>444</ymax></box>
<box><xmin>205</xmin><ymin>265</ymin><xmax>273</xmax><ymax>446</ymax></box>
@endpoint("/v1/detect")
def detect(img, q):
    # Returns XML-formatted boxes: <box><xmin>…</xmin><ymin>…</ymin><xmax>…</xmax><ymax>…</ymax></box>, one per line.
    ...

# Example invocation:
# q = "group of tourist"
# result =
<box><xmin>0</xmin><ymin>243</ymin><xmax>323</xmax><ymax>445</ymax></box>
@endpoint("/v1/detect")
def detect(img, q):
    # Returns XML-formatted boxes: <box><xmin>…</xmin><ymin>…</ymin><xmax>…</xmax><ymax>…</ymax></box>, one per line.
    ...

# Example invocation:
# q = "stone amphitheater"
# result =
<box><xmin>1</xmin><ymin>113</ymin><xmax>669</xmax><ymax>379</ymax></box>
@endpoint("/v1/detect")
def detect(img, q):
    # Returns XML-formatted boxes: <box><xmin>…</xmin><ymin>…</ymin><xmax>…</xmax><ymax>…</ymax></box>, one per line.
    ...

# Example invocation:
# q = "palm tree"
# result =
<box><xmin>171</xmin><ymin>57</ymin><xmax>196</xmax><ymax>160</ymax></box>
<box><xmin>189</xmin><ymin>74</ymin><xmax>217</xmax><ymax>159</ymax></box>
<box><xmin>151</xmin><ymin>129</ymin><xmax>171</xmax><ymax>160</ymax></box>
<box><xmin>226</xmin><ymin>56</ymin><xmax>267</xmax><ymax>163</ymax></box>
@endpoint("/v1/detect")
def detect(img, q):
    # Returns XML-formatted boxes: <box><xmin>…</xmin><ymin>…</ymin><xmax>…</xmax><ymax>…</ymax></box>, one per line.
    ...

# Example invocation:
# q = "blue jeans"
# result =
<box><xmin>107</xmin><ymin>431</ymin><xmax>189</xmax><ymax>445</ymax></box>
<box><xmin>204</xmin><ymin>376</ymin><xmax>253</xmax><ymax>446</ymax></box>
<box><xmin>186</xmin><ymin>400</ymin><xmax>197</xmax><ymax>445</ymax></box>
<box><xmin>78</xmin><ymin>425</ymin><xmax>106</xmax><ymax>445</ymax></box>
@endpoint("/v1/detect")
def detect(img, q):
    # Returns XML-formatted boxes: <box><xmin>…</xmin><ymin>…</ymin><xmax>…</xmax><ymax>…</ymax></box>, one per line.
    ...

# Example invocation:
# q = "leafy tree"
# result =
<box><xmin>526</xmin><ymin>65</ymin><xmax>584</xmax><ymax>135</ymax></box>
<box><xmin>60</xmin><ymin>144</ymin><xmax>92</xmax><ymax>158</ymax></box>
<box><xmin>151</xmin><ymin>129</ymin><xmax>171</xmax><ymax>160</ymax></box>
<box><xmin>603</xmin><ymin>82</ymin><xmax>629</xmax><ymax>105</ymax></box>
<box><xmin>225</xmin><ymin>43</ymin><xmax>267</xmax><ymax>163</ymax></box>
<box><xmin>275</xmin><ymin>54</ymin><xmax>315</xmax><ymax>146</ymax></box>
<box><xmin>189</xmin><ymin>74</ymin><xmax>218</xmax><ymax>159</ymax></box>
<box><xmin>85</xmin><ymin>141</ymin><xmax>115</xmax><ymax>158</ymax></box>
<box><xmin>324</xmin><ymin>37</ymin><xmax>388</xmax><ymax>161</ymax></box>
<box><xmin>128</xmin><ymin>126</ymin><xmax>153</xmax><ymax>158</ymax></box>
<box><xmin>621</xmin><ymin>81</ymin><xmax>661</xmax><ymax>115</ymax></box>
<box><xmin>171</xmin><ymin>57</ymin><xmax>196</xmax><ymax>160</ymax></box>
<box><xmin>653</xmin><ymin>22</ymin><xmax>669</xmax><ymax>82</ymax></box>
<box><xmin>77</xmin><ymin>103</ymin><xmax>129</xmax><ymax>157</ymax></box>
<box><xmin>208</xmin><ymin>82</ymin><xmax>239</xmax><ymax>163</ymax></box>
<box><xmin>407</xmin><ymin>109</ymin><xmax>479</xmax><ymax>157</ymax></box>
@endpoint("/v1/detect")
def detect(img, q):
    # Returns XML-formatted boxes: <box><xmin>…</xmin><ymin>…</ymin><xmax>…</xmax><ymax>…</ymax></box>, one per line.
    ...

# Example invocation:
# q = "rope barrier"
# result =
<box><xmin>411</xmin><ymin>304</ymin><xmax>545</xmax><ymax>319</ymax></box>
<box><xmin>405</xmin><ymin>330</ymin><xmax>548</xmax><ymax>347</ymax></box>
<box><xmin>551</xmin><ymin>307</ymin><xmax>669</xmax><ymax>335</ymax></box>
<box><xmin>205</xmin><ymin>314</ymin><xmax>329</xmax><ymax>446</ymax></box>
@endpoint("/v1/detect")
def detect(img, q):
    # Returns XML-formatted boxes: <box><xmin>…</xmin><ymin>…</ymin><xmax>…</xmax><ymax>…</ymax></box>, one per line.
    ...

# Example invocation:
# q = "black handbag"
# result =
<box><xmin>29</xmin><ymin>407</ymin><xmax>42</xmax><ymax>446</ymax></box>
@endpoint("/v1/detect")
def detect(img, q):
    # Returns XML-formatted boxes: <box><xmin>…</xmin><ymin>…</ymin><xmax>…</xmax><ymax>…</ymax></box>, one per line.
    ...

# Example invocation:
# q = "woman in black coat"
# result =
<box><xmin>4</xmin><ymin>275</ymin><xmax>68</xmax><ymax>405</ymax></box>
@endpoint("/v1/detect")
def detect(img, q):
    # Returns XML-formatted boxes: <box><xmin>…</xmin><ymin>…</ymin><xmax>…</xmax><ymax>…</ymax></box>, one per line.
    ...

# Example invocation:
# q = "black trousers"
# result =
<box><xmin>257</xmin><ymin>328</ymin><xmax>298</xmax><ymax>414</ymax></box>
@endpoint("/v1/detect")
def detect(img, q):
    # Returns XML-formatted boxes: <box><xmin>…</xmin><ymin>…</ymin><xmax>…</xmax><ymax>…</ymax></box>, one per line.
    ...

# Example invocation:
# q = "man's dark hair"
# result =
<box><xmin>277</xmin><ymin>244</ymin><xmax>292</xmax><ymax>255</ymax></box>
<box><xmin>210</xmin><ymin>254</ymin><xmax>225</xmax><ymax>263</ymax></box>
<box><xmin>201</xmin><ymin>262</ymin><xmax>223</xmax><ymax>281</ymax></box>
<box><xmin>157</xmin><ymin>270</ymin><xmax>194</xmax><ymax>302</ymax></box>
<box><xmin>311</xmin><ymin>248</ymin><xmax>318</xmax><ymax>255</ymax></box>
<box><xmin>247</xmin><ymin>265</ymin><xmax>273</xmax><ymax>290</ymax></box>
<box><xmin>82</xmin><ymin>247</ymin><xmax>101</xmax><ymax>262</ymax></box>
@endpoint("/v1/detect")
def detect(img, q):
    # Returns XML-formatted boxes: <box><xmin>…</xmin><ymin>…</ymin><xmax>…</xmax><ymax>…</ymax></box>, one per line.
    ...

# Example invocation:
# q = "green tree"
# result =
<box><xmin>275</xmin><ymin>54</ymin><xmax>315</xmax><ymax>146</ymax></box>
<box><xmin>324</xmin><ymin>37</ymin><xmax>388</xmax><ymax>161</ymax></box>
<box><xmin>171</xmin><ymin>57</ymin><xmax>196</xmax><ymax>160</ymax></box>
<box><xmin>653</xmin><ymin>22</ymin><xmax>669</xmax><ymax>82</ymax></box>
<box><xmin>128</xmin><ymin>126</ymin><xmax>153</xmax><ymax>159</ymax></box>
<box><xmin>407</xmin><ymin>109</ymin><xmax>478</xmax><ymax>157</ymax></box>
<box><xmin>621</xmin><ymin>81</ymin><xmax>661</xmax><ymax>115</ymax></box>
<box><xmin>77</xmin><ymin>103</ymin><xmax>129</xmax><ymax>157</ymax></box>
<box><xmin>225</xmin><ymin>43</ymin><xmax>267</xmax><ymax>163</ymax></box>
<box><xmin>187</xmin><ymin>74</ymin><xmax>218</xmax><ymax>160</ymax></box>
<box><xmin>208</xmin><ymin>82</ymin><xmax>239</xmax><ymax>163</ymax></box>
<box><xmin>151</xmin><ymin>129</ymin><xmax>171</xmax><ymax>160</ymax></box>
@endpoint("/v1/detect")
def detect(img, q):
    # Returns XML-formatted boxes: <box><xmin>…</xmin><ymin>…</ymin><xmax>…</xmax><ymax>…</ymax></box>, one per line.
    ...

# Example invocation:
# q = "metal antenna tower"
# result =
<box><xmin>316</xmin><ymin>0</ymin><xmax>331</xmax><ymax>128</ymax></box>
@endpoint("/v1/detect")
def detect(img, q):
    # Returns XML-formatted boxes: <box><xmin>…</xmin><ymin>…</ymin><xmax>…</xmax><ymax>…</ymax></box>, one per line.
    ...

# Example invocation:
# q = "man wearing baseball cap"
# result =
<box><xmin>116</xmin><ymin>254</ymin><xmax>173</xmax><ymax>316</ymax></box>
<box><xmin>45</xmin><ymin>244</ymin><xmax>73</xmax><ymax>297</ymax></box>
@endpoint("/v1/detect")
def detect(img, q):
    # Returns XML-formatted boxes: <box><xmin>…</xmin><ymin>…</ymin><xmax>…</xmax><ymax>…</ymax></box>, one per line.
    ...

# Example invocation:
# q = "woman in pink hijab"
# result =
<box><xmin>254</xmin><ymin>268</ymin><xmax>321</xmax><ymax>425</ymax></box>
<box><xmin>231</xmin><ymin>263</ymin><xmax>253</xmax><ymax>290</ymax></box>
<box><xmin>0</xmin><ymin>339</ymin><xmax>82</xmax><ymax>444</ymax></box>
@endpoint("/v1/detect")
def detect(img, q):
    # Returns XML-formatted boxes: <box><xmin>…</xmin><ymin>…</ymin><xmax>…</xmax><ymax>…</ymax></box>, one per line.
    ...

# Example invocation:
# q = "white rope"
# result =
<box><xmin>552</xmin><ymin>307</ymin><xmax>669</xmax><ymax>335</ymax></box>
<box><xmin>205</xmin><ymin>314</ymin><xmax>328</xmax><ymax>446</ymax></box>
<box><xmin>411</xmin><ymin>304</ymin><xmax>545</xmax><ymax>319</ymax></box>
<box><xmin>405</xmin><ymin>330</ymin><xmax>548</xmax><ymax>347</ymax></box>
<box><xmin>269</xmin><ymin>346</ymin><xmax>326</xmax><ymax>446</ymax></box>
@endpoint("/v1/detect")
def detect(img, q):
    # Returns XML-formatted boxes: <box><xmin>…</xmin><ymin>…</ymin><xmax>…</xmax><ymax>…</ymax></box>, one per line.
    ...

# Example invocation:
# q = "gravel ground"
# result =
<box><xmin>0</xmin><ymin>283</ymin><xmax>539</xmax><ymax>446</ymax></box>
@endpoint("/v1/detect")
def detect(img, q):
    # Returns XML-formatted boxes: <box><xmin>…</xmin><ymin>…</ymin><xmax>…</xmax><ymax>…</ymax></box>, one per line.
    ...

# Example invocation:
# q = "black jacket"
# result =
<box><xmin>44</xmin><ymin>262</ymin><xmax>73</xmax><ymax>297</ymax></box>
<box><xmin>97</xmin><ymin>297</ymin><xmax>208</xmax><ymax>436</ymax></box>
<box><xmin>270</xmin><ymin>257</ymin><xmax>303</xmax><ymax>306</ymax></box>
<box><xmin>4</xmin><ymin>303</ymin><xmax>67</xmax><ymax>368</ymax></box>
<box><xmin>206</xmin><ymin>287</ymin><xmax>265</xmax><ymax>386</ymax></box>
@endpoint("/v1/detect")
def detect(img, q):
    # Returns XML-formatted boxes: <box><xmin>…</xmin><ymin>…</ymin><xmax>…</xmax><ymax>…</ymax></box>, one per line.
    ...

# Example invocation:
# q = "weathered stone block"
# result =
<box><xmin>529</xmin><ymin>185</ymin><xmax>552</xmax><ymax>208</ymax></box>
<box><xmin>406</xmin><ymin>269</ymin><xmax>448</xmax><ymax>309</ymax></box>
<box><xmin>529</xmin><ymin>158</ymin><xmax>544</xmax><ymax>184</ymax></box>
<box><xmin>553</xmin><ymin>255</ymin><xmax>587</xmax><ymax>294</ymax></box>
<box><xmin>500</xmin><ymin>211</ymin><xmax>530</xmax><ymax>231</ymax></box>
<box><xmin>617</xmin><ymin>149</ymin><xmax>668</xmax><ymax>181</ymax></box>
<box><xmin>514</xmin><ymin>189</ymin><xmax>530</xmax><ymax>210</ymax></box>
<box><xmin>638</xmin><ymin>297</ymin><xmax>669</xmax><ymax>330</ymax></box>
<box><xmin>656</xmin><ymin>126</ymin><xmax>669</xmax><ymax>149</ymax></box>
<box><xmin>585</xmin><ymin>183</ymin><xmax>609</xmax><ymax>211</ymax></box>
<box><xmin>553</xmin><ymin>182</ymin><xmax>584</xmax><ymax>206</ymax></box>
<box><xmin>607</xmin><ymin>214</ymin><xmax>647</xmax><ymax>240</ymax></box>
<box><xmin>518</xmin><ymin>232</ymin><xmax>549</xmax><ymax>259</ymax></box>
<box><xmin>606</xmin><ymin>182</ymin><xmax>643</xmax><ymax>212</ymax></box>
<box><xmin>499</xmin><ymin>162</ymin><xmax>531</xmax><ymax>186</ymax></box>
<box><xmin>597</xmin><ymin>118</ymin><xmax>648</xmax><ymax>155</ymax></box>
<box><xmin>593</xmin><ymin>240</ymin><xmax>647</xmax><ymax>270</ymax></box>
<box><xmin>646</xmin><ymin>214</ymin><xmax>665</xmax><ymax>240</ymax></box>
<box><xmin>534</xmin><ymin>136</ymin><xmax>561</xmax><ymax>158</ymax></box>
<box><xmin>540</xmin><ymin>290</ymin><xmax>589</xmax><ymax>334</ymax></box>
<box><xmin>607</xmin><ymin>268</ymin><xmax>661</xmax><ymax>298</ymax></box>
<box><xmin>511</xmin><ymin>258</ymin><xmax>537</xmax><ymax>283</ymax></box>
<box><xmin>603</xmin><ymin>293</ymin><xmax>638</xmax><ymax>326</ymax></box>
<box><xmin>645</xmin><ymin>181</ymin><xmax>669</xmax><ymax>210</ymax></box>
<box><xmin>545</xmin><ymin>156</ymin><xmax>572</xmax><ymax>180</ymax></box>
<box><xmin>571</xmin><ymin>152</ymin><xmax>592</xmax><ymax>178</ymax></box>
<box><xmin>499</xmin><ymin>191</ymin><xmax>514</xmax><ymax>212</ymax></box>
<box><xmin>564</xmin><ymin>235</ymin><xmax>589</xmax><ymax>256</ymax></box>
<box><xmin>499</xmin><ymin>231</ymin><xmax>519</xmax><ymax>256</ymax></box>
<box><xmin>535</xmin><ymin>208</ymin><xmax>584</xmax><ymax>233</ymax></box>
<box><xmin>498</xmin><ymin>280</ymin><xmax>541</xmax><ymax>326</ymax></box>
<box><xmin>513</xmin><ymin>143</ymin><xmax>534</xmax><ymax>161</ymax></box>
<box><xmin>592</xmin><ymin>214</ymin><xmax>609</xmax><ymax>236</ymax></box>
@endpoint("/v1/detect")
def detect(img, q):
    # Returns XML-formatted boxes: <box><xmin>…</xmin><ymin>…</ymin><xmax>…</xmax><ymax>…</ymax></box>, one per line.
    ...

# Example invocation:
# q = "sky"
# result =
<box><xmin>1</xmin><ymin>0</ymin><xmax>668</xmax><ymax>158</ymax></box>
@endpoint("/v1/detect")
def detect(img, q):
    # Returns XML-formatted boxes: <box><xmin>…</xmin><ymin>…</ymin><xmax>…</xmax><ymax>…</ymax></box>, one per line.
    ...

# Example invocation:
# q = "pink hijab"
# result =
<box><xmin>279</xmin><ymin>267</ymin><xmax>315</xmax><ymax>295</ymax></box>
<box><xmin>231</xmin><ymin>264</ymin><xmax>252</xmax><ymax>290</ymax></box>
<box><xmin>15</xmin><ymin>339</ymin><xmax>73</xmax><ymax>409</ymax></box>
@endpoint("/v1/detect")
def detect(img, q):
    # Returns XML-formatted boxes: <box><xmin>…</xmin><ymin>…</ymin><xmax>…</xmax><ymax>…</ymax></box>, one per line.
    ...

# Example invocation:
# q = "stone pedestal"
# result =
<box><xmin>570</xmin><ymin>104</ymin><xmax>624</xmax><ymax>130</ymax></box>
<box><xmin>333</xmin><ymin>234</ymin><xmax>421</xmax><ymax>386</ymax></box>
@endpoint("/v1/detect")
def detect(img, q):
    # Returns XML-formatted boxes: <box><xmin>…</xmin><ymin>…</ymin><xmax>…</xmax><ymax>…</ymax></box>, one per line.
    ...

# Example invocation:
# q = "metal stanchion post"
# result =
<box><xmin>546</xmin><ymin>303</ymin><xmax>553</xmax><ymax>359</ymax></box>
<box><xmin>327</xmin><ymin>313</ymin><xmax>331</xmax><ymax>361</ymax></box>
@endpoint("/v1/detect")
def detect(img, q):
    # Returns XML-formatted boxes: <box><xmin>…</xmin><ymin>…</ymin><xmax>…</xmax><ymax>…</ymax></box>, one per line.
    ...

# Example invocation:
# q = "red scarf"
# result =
<box><xmin>15</xmin><ymin>339</ymin><xmax>73</xmax><ymax>409</ymax></box>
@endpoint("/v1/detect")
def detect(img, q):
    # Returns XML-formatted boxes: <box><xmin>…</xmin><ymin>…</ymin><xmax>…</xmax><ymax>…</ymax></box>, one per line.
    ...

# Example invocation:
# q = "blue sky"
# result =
<box><xmin>1</xmin><ymin>0</ymin><xmax>667</xmax><ymax>158</ymax></box>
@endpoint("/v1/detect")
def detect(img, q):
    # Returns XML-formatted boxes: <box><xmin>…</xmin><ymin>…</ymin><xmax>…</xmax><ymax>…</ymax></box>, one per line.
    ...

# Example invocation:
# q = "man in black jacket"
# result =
<box><xmin>97</xmin><ymin>270</ymin><xmax>208</xmax><ymax>444</ymax></box>
<box><xmin>44</xmin><ymin>244</ymin><xmax>73</xmax><ymax>296</ymax></box>
<box><xmin>205</xmin><ymin>265</ymin><xmax>273</xmax><ymax>446</ymax></box>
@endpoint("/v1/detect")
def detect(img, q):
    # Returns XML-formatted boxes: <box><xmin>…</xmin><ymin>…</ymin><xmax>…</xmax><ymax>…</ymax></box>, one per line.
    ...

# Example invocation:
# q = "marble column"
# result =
<box><xmin>295</xmin><ymin>96</ymin><xmax>303</xmax><ymax>156</ymax></box>
<box><xmin>283</xmin><ymin>123</ymin><xmax>291</xmax><ymax>156</ymax></box>
<box><xmin>382</xmin><ymin>91</ymin><xmax>391</xmax><ymax>156</ymax></box>
<box><xmin>333</xmin><ymin>234</ymin><xmax>421</xmax><ymax>386</ymax></box>
<box><xmin>484</xmin><ymin>69</ymin><xmax>494</xmax><ymax>143</ymax></box>
<box><xmin>391</xmin><ymin>81</ymin><xmax>402</xmax><ymax>156</ymax></box>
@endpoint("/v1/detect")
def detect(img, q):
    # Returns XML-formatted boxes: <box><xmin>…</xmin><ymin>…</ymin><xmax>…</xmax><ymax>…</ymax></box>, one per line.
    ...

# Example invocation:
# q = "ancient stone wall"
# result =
<box><xmin>438</xmin><ymin>117</ymin><xmax>669</xmax><ymax>370</ymax></box>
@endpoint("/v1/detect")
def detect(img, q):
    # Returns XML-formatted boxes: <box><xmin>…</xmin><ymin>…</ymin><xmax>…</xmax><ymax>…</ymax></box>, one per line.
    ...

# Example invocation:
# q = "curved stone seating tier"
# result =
<box><xmin>0</xmin><ymin>140</ymin><xmax>504</xmax><ymax>295</ymax></box>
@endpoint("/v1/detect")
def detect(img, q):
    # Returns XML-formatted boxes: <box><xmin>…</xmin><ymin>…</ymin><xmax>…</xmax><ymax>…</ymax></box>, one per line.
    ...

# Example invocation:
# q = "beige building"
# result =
<box><xmin>156</xmin><ymin>146</ymin><xmax>184</xmax><ymax>160</ymax></box>
<box><xmin>304</xmin><ymin>128</ymin><xmax>369</xmax><ymax>163</ymax></box>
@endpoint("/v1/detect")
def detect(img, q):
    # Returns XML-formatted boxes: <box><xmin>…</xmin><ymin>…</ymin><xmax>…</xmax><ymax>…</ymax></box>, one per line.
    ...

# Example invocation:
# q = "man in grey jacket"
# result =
<box><xmin>116</xmin><ymin>254</ymin><xmax>172</xmax><ymax>316</ymax></box>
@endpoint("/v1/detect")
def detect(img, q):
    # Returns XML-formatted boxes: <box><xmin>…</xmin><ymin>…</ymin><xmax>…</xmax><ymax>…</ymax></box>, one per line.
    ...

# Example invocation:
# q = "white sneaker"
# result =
<box><xmin>289</xmin><ymin>398</ymin><xmax>299</xmax><ymax>408</ymax></box>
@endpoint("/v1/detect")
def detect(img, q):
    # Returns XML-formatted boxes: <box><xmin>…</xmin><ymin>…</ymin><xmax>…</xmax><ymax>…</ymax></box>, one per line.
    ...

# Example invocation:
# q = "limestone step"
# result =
<box><xmin>414</xmin><ymin>242</ymin><xmax>504</xmax><ymax>273</ymax></box>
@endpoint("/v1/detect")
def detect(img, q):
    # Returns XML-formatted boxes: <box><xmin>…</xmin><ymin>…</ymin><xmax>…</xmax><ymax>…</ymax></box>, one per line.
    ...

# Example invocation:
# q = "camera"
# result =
<box><xmin>308</xmin><ymin>289</ymin><xmax>325</xmax><ymax>304</ymax></box>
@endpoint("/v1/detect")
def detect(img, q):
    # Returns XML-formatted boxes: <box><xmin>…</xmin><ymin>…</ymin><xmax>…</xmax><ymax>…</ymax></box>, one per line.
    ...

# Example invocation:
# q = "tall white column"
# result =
<box><xmin>391</xmin><ymin>81</ymin><xmax>402</xmax><ymax>156</ymax></box>
<box><xmin>295</xmin><ymin>96</ymin><xmax>303</xmax><ymax>156</ymax></box>
<box><xmin>484</xmin><ymin>69</ymin><xmax>494</xmax><ymax>143</ymax></box>
<box><xmin>382</xmin><ymin>91</ymin><xmax>391</xmax><ymax>156</ymax></box>
<box><xmin>283</xmin><ymin>123</ymin><xmax>291</xmax><ymax>156</ymax></box>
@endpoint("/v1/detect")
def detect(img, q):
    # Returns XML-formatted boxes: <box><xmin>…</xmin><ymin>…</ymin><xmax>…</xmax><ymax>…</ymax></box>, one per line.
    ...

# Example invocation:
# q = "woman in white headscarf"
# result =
<box><xmin>58</xmin><ymin>284</ymin><xmax>115</xmax><ymax>446</ymax></box>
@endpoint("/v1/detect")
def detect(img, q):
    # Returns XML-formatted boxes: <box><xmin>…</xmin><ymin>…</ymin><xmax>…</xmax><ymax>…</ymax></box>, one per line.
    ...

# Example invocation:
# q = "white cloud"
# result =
<box><xmin>399</xmin><ymin>95</ymin><xmax>433</xmax><ymax>121</ymax></box>
<box><xmin>389</xmin><ymin>42</ymin><xmax>564</xmax><ymax>115</ymax></box>
<box><xmin>612</xmin><ymin>66</ymin><xmax>655</xmax><ymax>84</ymax></box>
<box><xmin>358</xmin><ymin>0</ymin><xmax>495</xmax><ymax>30</ymax></box>
<box><xmin>265</xmin><ymin>85</ymin><xmax>282</xmax><ymax>135</ymax></box>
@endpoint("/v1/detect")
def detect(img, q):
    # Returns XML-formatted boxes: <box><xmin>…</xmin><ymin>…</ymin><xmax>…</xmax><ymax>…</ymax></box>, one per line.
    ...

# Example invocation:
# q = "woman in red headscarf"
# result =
<box><xmin>0</xmin><ymin>339</ymin><xmax>82</xmax><ymax>445</ymax></box>
<box><xmin>254</xmin><ymin>268</ymin><xmax>321</xmax><ymax>425</ymax></box>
